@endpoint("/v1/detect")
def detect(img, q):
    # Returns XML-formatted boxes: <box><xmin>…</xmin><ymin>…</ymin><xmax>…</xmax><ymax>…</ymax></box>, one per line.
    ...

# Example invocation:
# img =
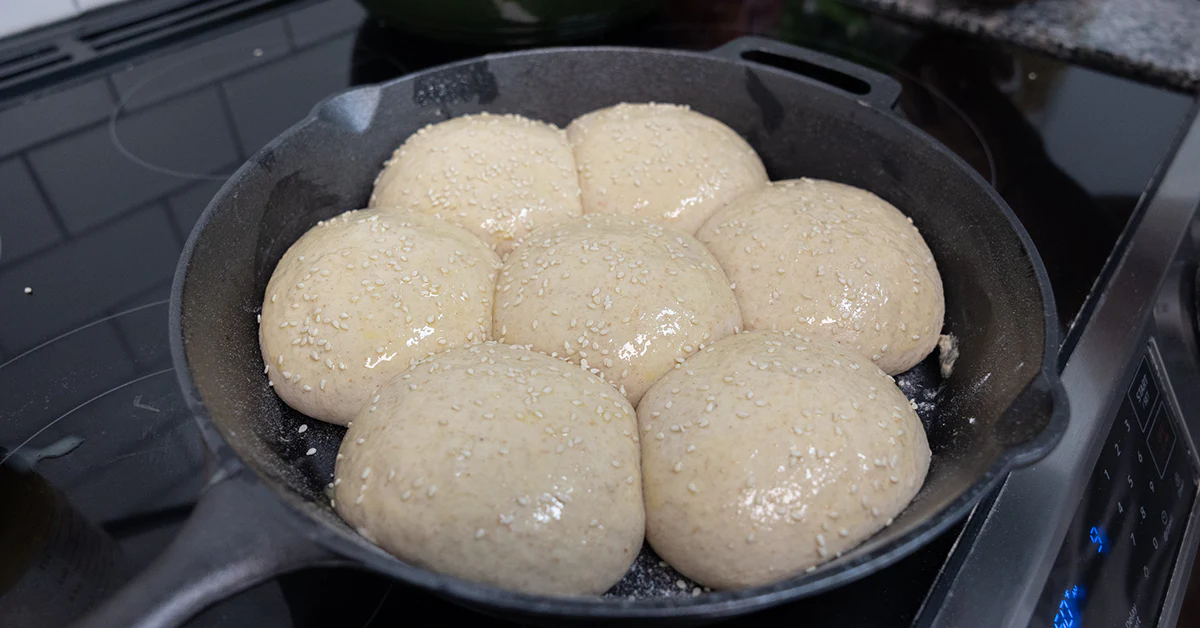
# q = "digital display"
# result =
<box><xmin>1033</xmin><ymin>356</ymin><xmax>1198</xmax><ymax>628</ymax></box>
<box><xmin>1148</xmin><ymin>404</ymin><xmax>1177</xmax><ymax>478</ymax></box>
<box><xmin>1052</xmin><ymin>585</ymin><xmax>1085</xmax><ymax>628</ymax></box>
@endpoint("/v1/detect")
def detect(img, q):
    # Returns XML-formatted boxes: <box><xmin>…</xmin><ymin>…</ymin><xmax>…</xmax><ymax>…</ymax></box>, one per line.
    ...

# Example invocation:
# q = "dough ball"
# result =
<box><xmin>567</xmin><ymin>103</ymin><xmax>767</xmax><ymax>234</ymax></box>
<box><xmin>638</xmin><ymin>331</ymin><xmax>930</xmax><ymax>589</ymax></box>
<box><xmin>334</xmin><ymin>343</ymin><xmax>644</xmax><ymax>596</ymax></box>
<box><xmin>259</xmin><ymin>210</ymin><xmax>500</xmax><ymax>426</ymax></box>
<box><xmin>370</xmin><ymin>113</ymin><xmax>582</xmax><ymax>255</ymax></box>
<box><xmin>697</xmin><ymin>179</ymin><xmax>944</xmax><ymax>374</ymax></box>
<box><xmin>494</xmin><ymin>215</ymin><xmax>742</xmax><ymax>405</ymax></box>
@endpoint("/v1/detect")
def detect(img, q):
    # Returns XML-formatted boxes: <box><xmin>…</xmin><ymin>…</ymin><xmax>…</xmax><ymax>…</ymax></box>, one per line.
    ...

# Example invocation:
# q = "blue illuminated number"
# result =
<box><xmin>1053</xmin><ymin>586</ymin><xmax>1085</xmax><ymax>628</ymax></box>
<box><xmin>1090</xmin><ymin>526</ymin><xmax>1108</xmax><ymax>553</ymax></box>
<box><xmin>1054</xmin><ymin>601</ymin><xmax>1074</xmax><ymax>628</ymax></box>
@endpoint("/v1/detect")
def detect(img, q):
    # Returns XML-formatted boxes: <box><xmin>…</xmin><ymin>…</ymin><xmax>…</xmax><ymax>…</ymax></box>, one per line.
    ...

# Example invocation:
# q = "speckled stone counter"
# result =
<box><xmin>844</xmin><ymin>0</ymin><xmax>1200</xmax><ymax>92</ymax></box>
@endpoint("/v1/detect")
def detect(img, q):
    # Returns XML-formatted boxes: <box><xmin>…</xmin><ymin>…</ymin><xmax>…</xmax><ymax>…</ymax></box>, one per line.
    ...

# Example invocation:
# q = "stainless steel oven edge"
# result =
<box><xmin>1150</xmin><ymin>334</ymin><xmax>1200</xmax><ymax>627</ymax></box>
<box><xmin>1151</xmin><ymin>221</ymin><xmax>1200</xmax><ymax>627</ymax></box>
<box><xmin>918</xmin><ymin>106</ymin><xmax>1200</xmax><ymax>628</ymax></box>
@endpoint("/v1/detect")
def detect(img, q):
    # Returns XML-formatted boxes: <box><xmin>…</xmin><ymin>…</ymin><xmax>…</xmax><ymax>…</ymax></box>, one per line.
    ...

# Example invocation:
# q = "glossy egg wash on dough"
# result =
<box><xmin>494</xmin><ymin>214</ymin><xmax>742</xmax><ymax>406</ymax></box>
<box><xmin>370</xmin><ymin>112</ymin><xmax>583</xmax><ymax>256</ymax></box>
<box><xmin>251</xmin><ymin>103</ymin><xmax>950</xmax><ymax>599</ymax></box>
<box><xmin>332</xmin><ymin>342</ymin><xmax>644</xmax><ymax>596</ymax></box>
<box><xmin>637</xmin><ymin>330</ymin><xmax>930</xmax><ymax>589</ymax></box>
<box><xmin>567</xmin><ymin>102</ymin><xmax>768</xmax><ymax>235</ymax></box>
<box><xmin>259</xmin><ymin>209</ymin><xmax>501</xmax><ymax>426</ymax></box>
<box><xmin>698</xmin><ymin>178</ymin><xmax>945</xmax><ymax>375</ymax></box>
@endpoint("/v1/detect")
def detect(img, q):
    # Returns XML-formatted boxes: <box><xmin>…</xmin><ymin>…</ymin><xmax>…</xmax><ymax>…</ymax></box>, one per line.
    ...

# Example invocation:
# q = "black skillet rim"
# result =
<box><xmin>169</xmin><ymin>43</ymin><xmax>1069</xmax><ymax>620</ymax></box>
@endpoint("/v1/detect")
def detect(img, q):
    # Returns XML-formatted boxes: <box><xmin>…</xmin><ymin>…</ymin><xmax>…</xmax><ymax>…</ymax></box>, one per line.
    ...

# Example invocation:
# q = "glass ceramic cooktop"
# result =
<box><xmin>0</xmin><ymin>1</ymin><xmax>1191</xmax><ymax>626</ymax></box>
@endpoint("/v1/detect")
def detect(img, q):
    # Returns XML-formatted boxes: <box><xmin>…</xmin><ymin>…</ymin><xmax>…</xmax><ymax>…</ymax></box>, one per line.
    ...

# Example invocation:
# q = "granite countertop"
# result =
<box><xmin>844</xmin><ymin>0</ymin><xmax>1200</xmax><ymax>92</ymax></box>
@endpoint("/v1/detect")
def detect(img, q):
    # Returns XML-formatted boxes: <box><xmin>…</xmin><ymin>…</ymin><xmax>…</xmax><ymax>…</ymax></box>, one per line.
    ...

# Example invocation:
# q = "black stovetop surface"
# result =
<box><xmin>0</xmin><ymin>1</ymin><xmax>1192</xmax><ymax>626</ymax></box>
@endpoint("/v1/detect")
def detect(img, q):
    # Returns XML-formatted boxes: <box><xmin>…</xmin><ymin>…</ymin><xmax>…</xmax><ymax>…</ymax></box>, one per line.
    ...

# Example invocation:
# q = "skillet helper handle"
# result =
<box><xmin>994</xmin><ymin>368</ymin><xmax>1071</xmax><ymax>468</ymax></box>
<box><xmin>73</xmin><ymin>470</ymin><xmax>338</xmax><ymax>628</ymax></box>
<box><xmin>709</xmin><ymin>36</ymin><xmax>902</xmax><ymax>110</ymax></box>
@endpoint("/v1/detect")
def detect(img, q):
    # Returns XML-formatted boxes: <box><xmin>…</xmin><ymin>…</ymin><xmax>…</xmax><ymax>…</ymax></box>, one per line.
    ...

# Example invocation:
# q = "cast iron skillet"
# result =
<box><xmin>77</xmin><ymin>37</ymin><xmax>1068</xmax><ymax>627</ymax></box>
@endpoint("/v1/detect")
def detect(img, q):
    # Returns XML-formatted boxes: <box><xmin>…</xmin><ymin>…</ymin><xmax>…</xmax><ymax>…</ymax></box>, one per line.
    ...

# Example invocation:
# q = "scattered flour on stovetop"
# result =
<box><xmin>605</xmin><ymin>546</ymin><xmax>709</xmax><ymax>599</ymax></box>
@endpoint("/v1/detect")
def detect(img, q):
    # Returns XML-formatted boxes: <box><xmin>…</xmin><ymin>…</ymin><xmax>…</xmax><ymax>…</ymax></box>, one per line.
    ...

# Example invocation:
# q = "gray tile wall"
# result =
<box><xmin>0</xmin><ymin>207</ymin><xmax>182</xmax><ymax>354</ymax></box>
<box><xmin>109</xmin><ymin>19</ymin><xmax>291</xmax><ymax>111</ymax></box>
<box><xmin>0</xmin><ymin>157</ymin><xmax>63</xmax><ymax>262</ymax></box>
<box><xmin>222</xmin><ymin>33</ymin><xmax>356</xmax><ymax>155</ymax></box>
<box><xmin>27</xmin><ymin>87</ymin><xmax>240</xmax><ymax>233</ymax></box>
<box><xmin>0</xmin><ymin>0</ymin><xmax>368</xmax><ymax>532</ymax></box>
<box><xmin>0</xmin><ymin>0</ymin><xmax>368</xmax><ymax>366</ymax></box>
<box><xmin>1</xmin><ymin>0</ymin><xmax>130</xmax><ymax>39</ymax></box>
<box><xmin>0</xmin><ymin>79</ymin><xmax>113</xmax><ymax>156</ymax></box>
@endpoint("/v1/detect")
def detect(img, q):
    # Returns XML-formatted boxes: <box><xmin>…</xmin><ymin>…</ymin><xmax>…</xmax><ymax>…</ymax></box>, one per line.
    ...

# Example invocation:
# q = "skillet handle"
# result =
<box><xmin>993</xmin><ymin>368</ymin><xmax>1071</xmax><ymax>468</ymax></box>
<box><xmin>709</xmin><ymin>36</ymin><xmax>902</xmax><ymax>110</ymax></box>
<box><xmin>73</xmin><ymin>469</ymin><xmax>342</xmax><ymax>628</ymax></box>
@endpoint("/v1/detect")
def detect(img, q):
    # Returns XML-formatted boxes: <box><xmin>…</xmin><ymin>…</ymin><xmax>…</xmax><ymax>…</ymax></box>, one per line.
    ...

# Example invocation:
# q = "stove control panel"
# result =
<box><xmin>1033</xmin><ymin>350</ymin><xmax>1198</xmax><ymax>628</ymax></box>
